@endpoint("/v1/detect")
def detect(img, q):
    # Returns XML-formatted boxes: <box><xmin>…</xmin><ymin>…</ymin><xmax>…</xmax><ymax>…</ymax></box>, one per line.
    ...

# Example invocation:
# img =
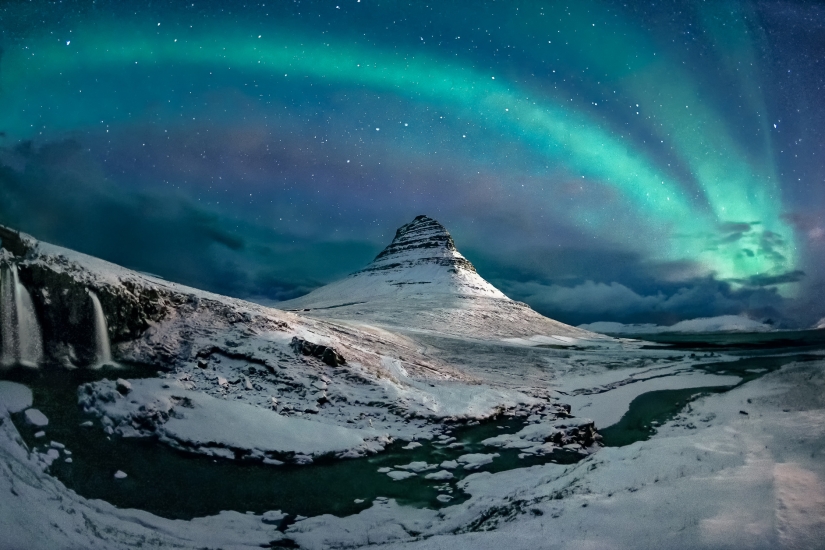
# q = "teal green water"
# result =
<box><xmin>601</xmin><ymin>353</ymin><xmax>822</xmax><ymax>447</ymax></box>
<box><xmin>4</xmin><ymin>365</ymin><xmax>576</xmax><ymax>521</ymax></box>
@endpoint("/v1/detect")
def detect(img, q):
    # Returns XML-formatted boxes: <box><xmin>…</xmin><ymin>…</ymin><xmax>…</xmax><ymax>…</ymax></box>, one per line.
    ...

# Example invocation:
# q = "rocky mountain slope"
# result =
<box><xmin>279</xmin><ymin>215</ymin><xmax>596</xmax><ymax>341</ymax></box>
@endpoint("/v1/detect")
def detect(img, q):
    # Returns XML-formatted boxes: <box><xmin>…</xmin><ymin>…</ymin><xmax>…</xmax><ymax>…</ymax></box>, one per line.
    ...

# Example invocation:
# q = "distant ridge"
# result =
<box><xmin>277</xmin><ymin>215</ymin><xmax>594</xmax><ymax>340</ymax></box>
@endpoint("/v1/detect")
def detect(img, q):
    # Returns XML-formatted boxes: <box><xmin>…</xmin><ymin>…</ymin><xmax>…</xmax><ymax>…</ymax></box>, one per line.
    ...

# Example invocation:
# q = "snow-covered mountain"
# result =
<box><xmin>278</xmin><ymin>215</ymin><xmax>594</xmax><ymax>340</ymax></box>
<box><xmin>579</xmin><ymin>315</ymin><xmax>775</xmax><ymax>335</ymax></box>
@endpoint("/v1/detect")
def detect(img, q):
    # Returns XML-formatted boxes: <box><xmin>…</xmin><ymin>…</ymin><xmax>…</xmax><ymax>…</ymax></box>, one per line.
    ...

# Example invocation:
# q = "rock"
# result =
<box><xmin>24</xmin><ymin>408</ymin><xmax>49</xmax><ymax>428</ymax></box>
<box><xmin>0</xmin><ymin>381</ymin><xmax>33</xmax><ymax>414</ymax></box>
<box><xmin>261</xmin><ymin>510</ymin><xmax>287</xmax><ymax>525</ymax></box>
<box><xmin>243</xmin><ymin>376</ymin><xmax>253</xmax><ymax>391</ymax></box>
<box><xmin>290</xmin><ymin>337</ymin><xmax>346</xmax><ymax>366</ymax></box>
<box><xmin>113</xmin><ymin>470</ymin><xmax>127</xmax><ymax>479</ymax></box>
<box><xmin>197</xmin><ymin>359</ymin><xmax>208</xmax><ymax>369</ymax></box>
<box><xmin>115</xmin><ymin>379</ymin><xmax>132</xmax><ymax>395</ymax></box>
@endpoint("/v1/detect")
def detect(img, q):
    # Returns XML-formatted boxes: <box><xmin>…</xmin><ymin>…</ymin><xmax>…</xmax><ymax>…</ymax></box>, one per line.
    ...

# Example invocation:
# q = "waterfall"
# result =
<box><xmin>0</xmin><ymin>263</ymin><xmax>44</xmax><ymax>368</ymax></box>
<box><xmin>0</xmin><ymin>265</ymin><xmax>15</xmax><ymax>368</ymax></box>
<box><xmin>88</xmin><ymin>291</ymin><xmax>112</xmax><ymax>366</ymax></box>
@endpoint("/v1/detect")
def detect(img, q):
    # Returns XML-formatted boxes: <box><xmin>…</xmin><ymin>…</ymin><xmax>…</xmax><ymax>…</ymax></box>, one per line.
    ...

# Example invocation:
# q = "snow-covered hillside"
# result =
<box><xmin>279</xmin><ymin>216</ymin><xmax>596</xmax><ymax>340</ymax></box>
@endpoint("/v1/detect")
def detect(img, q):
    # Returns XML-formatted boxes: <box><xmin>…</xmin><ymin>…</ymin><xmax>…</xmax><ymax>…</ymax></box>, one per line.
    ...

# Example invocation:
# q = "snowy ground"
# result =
<box><xmin>3</xmin><ymin>355</ymin><xmax>824</xmax><ymax>549</ymax></box>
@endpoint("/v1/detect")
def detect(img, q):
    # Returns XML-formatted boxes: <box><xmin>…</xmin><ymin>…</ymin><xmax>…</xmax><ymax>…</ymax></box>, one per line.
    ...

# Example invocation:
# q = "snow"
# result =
<box><xmin>81</xmin><ymin>378</ymin><xmax>386</xmax><ymax>459</ymax></box>
<box><xmin>561</xmin><ymin>370</ymin><xmax>741</xmax><ymax>429</ymax></box>
<box><xmin>387</xmin><ymin>470</ymin><xmax>417</xmax><ymax>481</ymax></box>
<box><xmin>23</xmin><ymin>408</ymin><xmax>48</xmax><ymax>427</ymax></box>
<box><xmin>396</xmin><ymin>461</ymin><xmax>435</xmax><ymax>472</ymax></box>
<box><xmin>456</xmin><ymin>453</ymin><xmax>499</xmax><ymax>470</ymax></box>
<box><xmin>0</xmin><ymin>381</ymin><xmax>32</xmax><ymax>414</ymax></box>
<box><xmin>3</xmin><ymin>220</ymin><xmax>825</xmax><ymax>548</ymax></box>
<box><xmin>277</xmin><ymin>216</ymin><xmax>597</xmax><ymax>341</ymax></box>
<box><xmin>580</xmin><ymin>315</ymin><xmax>775</xmax><ymax>335</ymax></box>
<box><xmin>261</xmin><ymin>510</ymin><xmax>287</xmax><ymax>525</ymax></box>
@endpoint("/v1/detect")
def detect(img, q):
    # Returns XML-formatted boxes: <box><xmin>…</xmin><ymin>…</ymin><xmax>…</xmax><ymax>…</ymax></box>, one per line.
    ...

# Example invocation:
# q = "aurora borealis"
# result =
<box><xmin>1</xmin><ymin>0</ymin><xmax>823</xmax><ymax>325</ymax></box>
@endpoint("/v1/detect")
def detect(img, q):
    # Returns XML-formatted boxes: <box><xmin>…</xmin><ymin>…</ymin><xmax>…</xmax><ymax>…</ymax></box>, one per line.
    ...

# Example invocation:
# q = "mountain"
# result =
<box><xmin>579</xmin><ymin>315</ymin><xmax>776</xmax><ymax>335</ymax></box>
<box><xmin>278</xmin><ymin>215</ymin><xmax>594</xmax><ymax>341</ymax></box>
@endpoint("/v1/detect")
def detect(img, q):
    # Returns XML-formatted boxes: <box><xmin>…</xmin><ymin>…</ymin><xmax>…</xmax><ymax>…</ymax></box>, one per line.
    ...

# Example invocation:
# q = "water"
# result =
<box><xmin>0</xmin><ymin>263</ymin><xmax>43</xmax><ymax>368</ymax></box>
<box><xmin>0</xmin><ymin>264</ymin><xmax>16</xmax><ymax>367</ymax></box>
<box><xmin>5</xmin><ymin>364</ymin><xmax>581</xmax><ymax>521</ymax></box>
<box><xmin>600</xmin><ymin>352</ymin><xmax>825</xmax><ymax>447</ymax></box>
<box><xmin>637</xmin><ymin>329</ymin><xmax>825</xmax><ymax>354</ymax></box>
<box><xmin>88</xmin><ymin>291</ymin><xmax>112</xmax><ymax>366</ymax></box>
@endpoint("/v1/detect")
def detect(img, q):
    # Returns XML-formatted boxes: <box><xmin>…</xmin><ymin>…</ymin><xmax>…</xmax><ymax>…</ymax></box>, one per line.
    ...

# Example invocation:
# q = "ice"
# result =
<box><xmin>113</xmin><ymin>470</ymin><xmax>127</xmax><ymax>479</ymax></box>
<box><xmin>0</xmin><ymin>381</ymin><xmax>32</xmax><ymax>414</ymax></box>
<box><xmin>402</xmin><ymin>442</ymin><xmax>422</xmax><ymax>450</ymax></box>
<box><xmin>425</xmin><ymin>470</ymin><xmax>454</xmax><ymax>480</ymax></box>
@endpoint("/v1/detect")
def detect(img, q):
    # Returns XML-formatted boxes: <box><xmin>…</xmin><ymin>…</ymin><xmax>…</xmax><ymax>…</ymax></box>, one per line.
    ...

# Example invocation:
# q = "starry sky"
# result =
<box><xmin>1</xmin><ymin>0</ymin><xmax>823</xmax><ymax>327</ymax></box>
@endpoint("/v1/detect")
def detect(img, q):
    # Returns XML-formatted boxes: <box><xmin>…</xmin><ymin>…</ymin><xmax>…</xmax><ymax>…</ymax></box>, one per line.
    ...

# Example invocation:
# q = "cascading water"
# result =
<box><xmin>0</xmin><ymin>263</ymin><xmax>44</xmax><ymax>368</ymax></box>
<box><xmin>0</xmin><ymin>264</ymin><xmax>16</xmax><ymax>368</ymax></box>
<box><xmin>88</xmin><ymin>290</ymin><xmax>112</xmax><ymax>366</ymax></box>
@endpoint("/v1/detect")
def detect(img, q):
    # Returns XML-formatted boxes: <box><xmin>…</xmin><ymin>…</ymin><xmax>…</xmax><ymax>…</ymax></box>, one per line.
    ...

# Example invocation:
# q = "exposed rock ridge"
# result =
<box><xmin>362</xmin><ymin>215</ymin><xmax>477</xmax><ymax>274</ymax></box>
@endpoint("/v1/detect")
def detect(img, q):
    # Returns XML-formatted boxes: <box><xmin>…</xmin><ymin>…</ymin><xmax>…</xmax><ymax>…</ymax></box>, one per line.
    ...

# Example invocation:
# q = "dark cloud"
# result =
<box><xmin>0</xmin><ymin>140</ymin><xmax>376</xmax><ymax>301</ymax></box>
<box><xmin>743</xmin><ymin>270</ymin><xmax>806</xmax><ymax>287</ymax></box>
<box><xmin>499</xmin><ymin>277</ymin><xmax>788</xmax><ymax>327</ymax></box>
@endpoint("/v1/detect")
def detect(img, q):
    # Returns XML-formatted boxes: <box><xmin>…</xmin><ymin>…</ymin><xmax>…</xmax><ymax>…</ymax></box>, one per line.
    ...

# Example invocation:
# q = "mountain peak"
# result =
<box><xmin>363</xmin><ymin>215</ymin><xmax>476</xmax><ymax>275</ymax></box>
<box><xmin>277</xmin><ymin>215</ymin><xmax>592</xmax><ymax>340</ymax></box>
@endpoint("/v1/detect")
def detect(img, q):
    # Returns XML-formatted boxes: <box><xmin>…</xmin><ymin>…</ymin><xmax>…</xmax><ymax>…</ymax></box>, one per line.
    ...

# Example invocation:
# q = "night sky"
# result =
<box><xmin>1</xmin><ymin>0</ymin><xmax>823</xmax><ymax>327</ymax></box>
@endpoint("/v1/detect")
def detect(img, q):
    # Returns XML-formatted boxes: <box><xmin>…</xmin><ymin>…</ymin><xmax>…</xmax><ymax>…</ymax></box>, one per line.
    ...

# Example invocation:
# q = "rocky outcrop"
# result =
<box><xmin>0</xmin><ymin>224</ymin><xmax>176</xmax><ymax>365</ymax></box>
<box><xmin>290</xmin><ymin>337</ymin><xmax>347</xmax><ymax>367</ymax></box>
<box><xmin>365</xmin><ymin>215</ymin><xmax>478</xmax><ymax>274</ymax></box>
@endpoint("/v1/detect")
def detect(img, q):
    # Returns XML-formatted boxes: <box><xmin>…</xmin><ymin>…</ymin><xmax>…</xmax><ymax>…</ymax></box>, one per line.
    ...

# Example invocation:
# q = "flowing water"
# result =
<box><xmin>88</xmin><ymin>291</ymin><xmax>112</xmax><ymax>366</ymax></box>
<box><xmin>0</xmin><ymin>264</ymin><xmax>43</xmax><ymax>368</ymax></box>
